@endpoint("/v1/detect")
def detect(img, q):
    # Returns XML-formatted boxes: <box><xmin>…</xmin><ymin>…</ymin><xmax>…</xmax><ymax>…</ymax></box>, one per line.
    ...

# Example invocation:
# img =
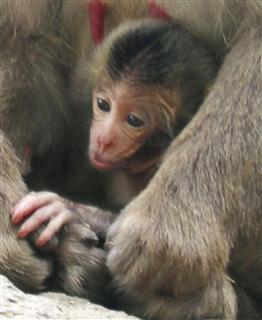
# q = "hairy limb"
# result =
<box><xmin>55</xmin><ymin>222</ymin><xmax>113</xmax><ymax>306</ymax></box>
<box><xmin>12</xmin><ymin>192</ymin><xmax>75</xmax><ymax>247</ymax></box>
<box><xmin>0</xmin><ymin>131</ymin><xmax>53</xmax><ymax>291</ymax></box>
<box><xmin>12</xmin><ymin>191</ymin><xmax>116</xmax><ymax>249</ymax></box>
<box><xmin>106</xmin><ymin>27</ymin><xmax>261</xmax><ymax>319</ymax></box>
<box><xmin>65</xmin><ymin>201</ymin><xmax>116</xmax><ymax>241</ymax></box>
<box><xmin>9</xmin><ymin>187</ymin><xmax>114</xmax><ymax>299</ymax></box>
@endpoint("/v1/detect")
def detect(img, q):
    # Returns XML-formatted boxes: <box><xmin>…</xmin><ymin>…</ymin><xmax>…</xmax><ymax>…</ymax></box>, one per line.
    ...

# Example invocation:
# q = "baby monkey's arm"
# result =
<box><xmin>12</xmin><ymin>191</ymin><xmax>115</xmax><ymax>248</ymax></box>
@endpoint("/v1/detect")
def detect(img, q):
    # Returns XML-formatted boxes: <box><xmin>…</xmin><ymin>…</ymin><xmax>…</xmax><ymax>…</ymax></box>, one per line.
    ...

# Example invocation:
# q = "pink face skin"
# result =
<box><xmin>89</xmin><ymin>83</ymin><xmax>154</xmax><ymax>172</ymax></box>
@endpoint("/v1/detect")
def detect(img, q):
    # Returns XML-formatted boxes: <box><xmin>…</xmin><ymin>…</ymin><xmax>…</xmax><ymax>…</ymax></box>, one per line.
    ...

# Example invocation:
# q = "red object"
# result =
<box><xmin>87</xmin><ymin>0</ymin><xmax>108</xmax><ymax>45</ymax></box>
<box><xmin>88</xmin><ymin>0</ymin><xmax>171</xmax><ymax>45</ymax></box>
<box><xmin>24</xmin><ymin>145</ymin><xmax>31</xmax><ymax>158</ymax></box>
<box><xmin>148</xmin><ymin>0</ymin><xmax>172</xmax><ymax>20</ymax></box>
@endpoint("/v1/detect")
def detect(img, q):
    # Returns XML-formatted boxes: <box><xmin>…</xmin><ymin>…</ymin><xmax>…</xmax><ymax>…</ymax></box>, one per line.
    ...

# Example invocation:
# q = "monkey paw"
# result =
<box><xmin>56</xmin><ymin>222</ymin><xmax>111</xmax><ymax>304</ymax></box>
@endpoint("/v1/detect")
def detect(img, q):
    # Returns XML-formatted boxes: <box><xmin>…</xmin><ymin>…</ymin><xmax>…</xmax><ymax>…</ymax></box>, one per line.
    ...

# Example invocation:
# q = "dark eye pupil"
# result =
<box><xmin>127</xmin><ymin>114</ymin><xmax>145</xmax><ymax>128</ymax></box>
<box><xmin>97</xmin><ymin>98</ymin><xmax>110</xmax><ymax>112</ymax></box>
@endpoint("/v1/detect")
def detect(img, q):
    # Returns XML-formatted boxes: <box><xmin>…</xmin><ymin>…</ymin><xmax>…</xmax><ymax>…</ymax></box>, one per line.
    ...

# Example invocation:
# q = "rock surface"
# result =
<box><xmin>0</xmin><ymin>275</ymin><xmax>139</xmax><ymax>320</ymax></box>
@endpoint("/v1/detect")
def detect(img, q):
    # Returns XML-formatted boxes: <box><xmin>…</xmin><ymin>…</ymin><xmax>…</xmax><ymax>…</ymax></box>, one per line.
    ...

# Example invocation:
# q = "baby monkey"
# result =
<box><xmin>88</xmin><ymin>19</ymin><xmax>218</xmax><ymax>207</ymax></box>
<box><xmin>12</xmin><ymin>19</ymin><xmax>218</xmax><ymax>246</ymax></box>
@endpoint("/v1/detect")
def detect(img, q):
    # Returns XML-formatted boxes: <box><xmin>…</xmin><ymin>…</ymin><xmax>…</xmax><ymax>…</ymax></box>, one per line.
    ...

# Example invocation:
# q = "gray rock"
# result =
<box><xmin>0</xmin><ymin>275</ymin><xmax>140</xmax><ymax>320</ymax></box>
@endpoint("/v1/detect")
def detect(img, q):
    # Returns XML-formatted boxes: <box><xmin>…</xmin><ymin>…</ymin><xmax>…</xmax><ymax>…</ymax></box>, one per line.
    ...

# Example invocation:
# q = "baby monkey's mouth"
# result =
<box><xmin>89</xmin><ymin>152</ymin><xmax>126</xmax><ymax>171</ymax></box>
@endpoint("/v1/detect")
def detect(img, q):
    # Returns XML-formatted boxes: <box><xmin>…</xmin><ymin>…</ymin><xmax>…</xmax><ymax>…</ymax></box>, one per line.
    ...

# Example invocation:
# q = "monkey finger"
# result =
<box><xmin>17</xmin><ymin>203</ymin><xmax>63</xmax><ymax>238</ymax></box>
<box><xmin>65</xmin><ymin>223</ymin><xmax>99</xmax><ymax>246</ymax></box>
<box><xmin>12</xmin><ymin>191</ymin><xmax>60</xmax><ymax>224</ymax></box>
<box><xmin>35</xmin><ymin>211</ymin><xmax>72</xmax><ymax>247</ymax></box>
<box><xmin>80</xmin><ymin>226</ymin><xmax>100</xmax><ymax>247</ymax></box>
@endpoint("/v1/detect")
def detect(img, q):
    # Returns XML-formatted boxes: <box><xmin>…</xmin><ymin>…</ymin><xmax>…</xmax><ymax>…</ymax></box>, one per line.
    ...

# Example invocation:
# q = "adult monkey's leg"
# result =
<box><xmin>106</xmin><ymin>24</ymin><xmax>262</xmax><ymax>320</ymax></box>
<box><xmin>0</xmin><ymin>131</ymin><xmax>53</xmax><ymax>291</ymax></box>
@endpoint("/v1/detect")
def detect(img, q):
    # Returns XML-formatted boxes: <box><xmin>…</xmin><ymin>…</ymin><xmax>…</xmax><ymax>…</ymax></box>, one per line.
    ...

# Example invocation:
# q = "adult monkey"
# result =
<box><xmin>102</xmin><ymin>1</ymin><xmax>262</xmax><ymax>319</ymax></box>
<box><xmin>52</xmin><ymin>0</ymin><xmax>261</xmax><ymax>318</ymax></box>
<box><xmin>0</xmin><ymin>1</ymin><xmax>67</xmax><ymax>291</ymax></box>
<box><xmin>0</xmin><ymin>0</ymin><xmax>107</xmax><ymax>293</ymax></box>
<box><xmin>15</xmin><ymin>1</ymin><xmax>261</xmax><ymax>318</ymax></box>
<box><xmin>0</xmin><ymin>0</ymin><xmax>150</xmax><ymax>294</ymax></box>
<box><xmin>1</xmin><ymin>1</ymin><xmax>261</xmax><ymax>319</ymax></box>
<box><xmin>0</xmin><ymin>130</ymin><xmax>52</xmax><ymax>290</ymax></box>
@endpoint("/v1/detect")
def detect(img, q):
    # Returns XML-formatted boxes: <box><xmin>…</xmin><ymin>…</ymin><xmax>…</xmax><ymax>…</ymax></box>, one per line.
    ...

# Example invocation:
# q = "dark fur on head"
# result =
<box><xmin>105</xmin><ymin>19</ymin><xmax>219</xmax><ymax>136</ymax></box>
<box><xmin>108</xmin><ymin>20</ymin><xmax>215</xmax><ymax>85</ymax></box>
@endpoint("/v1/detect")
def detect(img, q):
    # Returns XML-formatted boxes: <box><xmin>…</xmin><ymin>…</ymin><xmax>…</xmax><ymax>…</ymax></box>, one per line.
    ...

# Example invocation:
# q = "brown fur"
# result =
<box><xmin>103</xmin><ymin>1</ymin><xmax>262</xmax><ymax>319</ymax></box>
<box><xmin>0</xmin><ymin>130</ymin><xmax>53</xmax><ymax>291</ymax></box>
<box><xmin>0</xmin><ymin>0</ymin><xmax>99</xmax><ymax>291</ymax></box>
<box><xmin>0</xmin><ymin>1</ymin><xmax>261</xmax><ymax>319</ymax></box>
<box><xmin>0</xmin><ymin>1</ymin><xmax>119</xmax><ymax>295</ymax></box>
<box><xmin>75</xmin><ymin>17</ymin><xmax>218</xmax><ymax>209</ymax></box>
<box><xmin>46</xmin><ymin>1</ymin><xmax>261</xmax><ymax>318</ymax></box>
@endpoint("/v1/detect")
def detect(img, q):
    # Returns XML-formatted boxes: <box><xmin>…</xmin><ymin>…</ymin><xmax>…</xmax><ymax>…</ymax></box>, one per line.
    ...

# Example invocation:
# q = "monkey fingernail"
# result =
<box><xmin>17</xmin><ymin>228</ymin><xmax>28</xmax><ymax>238</ymax></box>
<box><xmin>12</xmin><ymin>210</ymin><xmax>24</xmax><ymax>223</ymax></box>
<box><xmin>12</xmin><ymin>209</ymin><xmax>25</xmax><ymax>222</ymax></box>
<box><xmin>36</xmin><ymin>238</ymin><xmax>47</xmax><ymax>247</ymax></box>
<box><xmin>105</xmin><ymin>240</ymin><xmax>114</xmax><ymax>251</ymax></box>
<box><xmin>11</xmin><ymin>215</ymin><xmax>20</xmax><ymax>224</ymax></box>
<box><xmin>83</xmin><ymin>232</ymin><xmax>99</xmax><ymax>246</ymax></box>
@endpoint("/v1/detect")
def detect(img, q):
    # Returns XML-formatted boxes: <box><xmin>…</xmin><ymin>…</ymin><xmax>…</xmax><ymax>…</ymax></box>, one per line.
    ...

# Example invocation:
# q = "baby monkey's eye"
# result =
<box><xmin>97</xmin><ymin>98</ymin><xmax>110</xmax><ymax>112</ymax></box>
<box><xmin>127</xmin><ymin>114</ymin><xmax>145</xmax><ymax>128</ymax></box>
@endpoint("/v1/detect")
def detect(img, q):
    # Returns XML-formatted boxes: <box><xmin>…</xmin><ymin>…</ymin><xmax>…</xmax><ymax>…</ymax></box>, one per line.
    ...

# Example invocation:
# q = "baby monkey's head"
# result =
<box><xmin>88</xmin><ymin>19</ymin><xmax>218</xmax><ymax>173</ymax></box>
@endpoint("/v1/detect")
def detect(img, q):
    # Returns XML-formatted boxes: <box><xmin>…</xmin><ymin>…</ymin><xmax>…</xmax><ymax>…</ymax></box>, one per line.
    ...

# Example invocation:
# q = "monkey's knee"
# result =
<box><xmin>110</xmin><ymin>262</ymin><xmax>238</xmax><ymax>320</ymax></box>
<box><xmin>0</xmin><ymin>236</ymin><xmax>53</xmax><ymax>292</ymax></box>
<box><xmin>145</xmin><ymin>275</ymin><xmax>237</xmax><ymax>320</ymax></box>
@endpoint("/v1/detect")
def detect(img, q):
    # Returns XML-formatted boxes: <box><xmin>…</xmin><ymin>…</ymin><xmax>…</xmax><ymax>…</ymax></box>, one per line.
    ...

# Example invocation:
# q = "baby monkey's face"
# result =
<box><xmin>89</xmin><ymin>82</ymin><xmax>155</xmax><ymax>171</ymax></box>
<box><xmin>88</xmin><ymin>77</ymin><xmax>179</xmax><ymax>173</ymax></box>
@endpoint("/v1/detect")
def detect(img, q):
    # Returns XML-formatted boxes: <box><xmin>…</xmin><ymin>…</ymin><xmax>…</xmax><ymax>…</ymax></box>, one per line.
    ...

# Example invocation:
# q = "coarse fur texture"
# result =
<box><xmin>0</xmin><ymin>1</ymin><xmax>70</xmax><ymax>292</ymax></box>
<box><xmin>0</xmin><ymin>130</ymin><xmax>53</xmax><ymax>291</ymax></box>
<box><xmin>0</xmin><ymin>1</ymin><xmax>261</xmax><ymax>319</ymax></box>
<box><xmin>0</xmin><ymin>0</ymin><xmax>132</xmax><ymax>296</ymax></box>
<box><xmin>103</xmin><ymin>1</ymin><xmax>262</xmax><ymax>319</ymax></box>
<box><xmin>0</xmin><ymin>0</ymin><xmax>107</xmax><ymax>292</ymax></box>
<box><xmin>59</xmin><ymin>0</ymin><xmax>262</xmax><ymax>319</ymax></box>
